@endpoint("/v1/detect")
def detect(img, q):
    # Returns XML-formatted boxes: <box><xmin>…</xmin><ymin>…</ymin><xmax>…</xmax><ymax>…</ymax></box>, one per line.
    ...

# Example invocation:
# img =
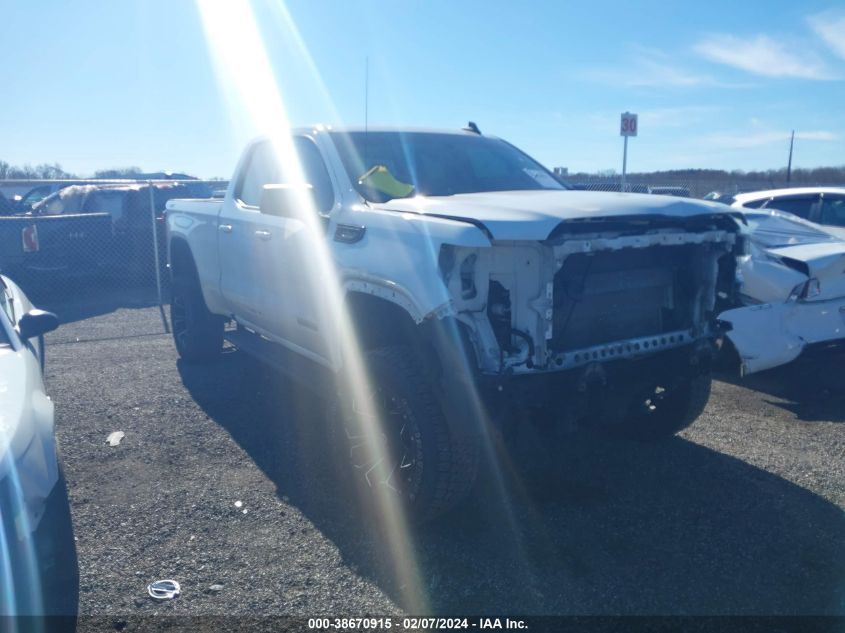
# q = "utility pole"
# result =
<box><xmin>786</xmin><ymin>130</ymin><xmax>795</xmax><ymax>185</ymax></box>
<box><xmin>364</xmin><ymin>56</ymin><xmax>369</xmax><ymax>169</ymax></box>
<box><xmin>621</xmin><ymin>135</ymin><xmax>628</xmax><ymax>192</ymax></box>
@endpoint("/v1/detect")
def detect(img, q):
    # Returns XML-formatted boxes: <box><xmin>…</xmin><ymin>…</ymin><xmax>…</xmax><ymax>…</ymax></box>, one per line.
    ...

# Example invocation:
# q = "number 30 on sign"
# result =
<box><xmin>620</xmin><ymin>112</ymin><xmax>638</xmax><ymax>137</ymax></box>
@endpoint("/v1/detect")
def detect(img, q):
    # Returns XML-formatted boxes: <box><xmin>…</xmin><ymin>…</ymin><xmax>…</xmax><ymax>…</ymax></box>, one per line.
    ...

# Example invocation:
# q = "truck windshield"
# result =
<box><xmin>329</xmin><ymin>131</ymin><xmax>565</xmax><ymax>202</ymax></box>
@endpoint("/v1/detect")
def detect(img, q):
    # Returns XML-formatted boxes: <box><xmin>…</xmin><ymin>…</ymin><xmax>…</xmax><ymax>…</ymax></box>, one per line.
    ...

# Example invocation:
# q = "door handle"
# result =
<box><xmin>219</xmin><ymin>224</ymin><xmax>233</xmax><ymax>233</ymax></box>
<box><xmin>254</xmin><ymin>229</ymin><xmax>272</xmax><ymax>240</ymax></box>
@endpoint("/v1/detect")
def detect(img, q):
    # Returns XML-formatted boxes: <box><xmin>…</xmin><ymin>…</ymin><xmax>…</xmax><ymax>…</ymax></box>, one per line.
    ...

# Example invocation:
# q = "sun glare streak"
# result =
<box><xmin>196</xmin><ymin>0</ymin><xmax>429</xmax><ymax>612</ymax></box>
<box><xmin>379</xmin><ymin>162</ymin><xmax>535</xmax><ymax>572</ymax></box>
<box><xmin>0</xmin><ymin>464</ymin><xmax>45</xmax><ymax>619</ymax></box>
<box><xmin>0</xmin><ymin>509</ymin><xmax>18</xmax><ymax>616</ymax></box>
<box><xmin>263</xmin><ymin>0</ymin><xmax>344</xmax><ymax>127</ymax></box>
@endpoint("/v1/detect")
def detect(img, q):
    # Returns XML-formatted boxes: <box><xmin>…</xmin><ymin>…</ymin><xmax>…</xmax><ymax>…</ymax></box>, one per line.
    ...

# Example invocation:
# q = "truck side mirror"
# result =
<box><xmin>260</xmin><ymin>183</ymin><xmax>314</xmax><ymax>218</ymax></box>
<box><xmin>18</xmin><ymin>309</ymin><xmax>59</xmax><ymax>340</ymax></box>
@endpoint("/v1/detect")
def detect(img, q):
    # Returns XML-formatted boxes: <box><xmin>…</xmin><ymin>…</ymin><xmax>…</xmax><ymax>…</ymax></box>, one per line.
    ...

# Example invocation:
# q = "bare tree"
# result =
<box><xmin>93</xmin><ymin>167</ymin><xmax>143</xmax><ymax>179</ymax></box>
<box><xmin>0</xmin><ymin>160</ymin><xmax>76</xmax><ymax>179</ymax></box>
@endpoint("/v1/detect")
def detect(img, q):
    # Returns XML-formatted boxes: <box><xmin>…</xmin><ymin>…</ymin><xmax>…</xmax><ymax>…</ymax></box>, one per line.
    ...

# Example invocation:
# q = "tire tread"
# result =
<box><xmin>363</xmin><ymin>346</ymin><xmax>479</xmax><ymax>522</ymax></box>
<box><xmin>170</xmin><ymin>274</ymin><xmax>223</xmax><ymax>363</ymax></box>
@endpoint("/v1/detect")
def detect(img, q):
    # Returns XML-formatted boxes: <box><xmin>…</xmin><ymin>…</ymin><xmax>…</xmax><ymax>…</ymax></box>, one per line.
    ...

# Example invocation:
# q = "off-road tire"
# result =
<box><xmin>170</xmin><ymin>275</ymin><xmax>223</xmax><ymax>363</ymax></box>
<box><xmin>617</xmin><ymin>372</ymin><xmax>712</xmax><ymax>441</ymax></box>
<box><xmin>331</xmin><ymin>345</ymin><xmax>480</xmax><ymax>522</ymax></box>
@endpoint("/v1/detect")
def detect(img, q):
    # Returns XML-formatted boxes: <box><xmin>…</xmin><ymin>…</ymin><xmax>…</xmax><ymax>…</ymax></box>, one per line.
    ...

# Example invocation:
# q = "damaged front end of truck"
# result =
<box><xmin>434</xmin><ymin>211</ymin><xmax>741</xmax><ymax>436</ymax></box>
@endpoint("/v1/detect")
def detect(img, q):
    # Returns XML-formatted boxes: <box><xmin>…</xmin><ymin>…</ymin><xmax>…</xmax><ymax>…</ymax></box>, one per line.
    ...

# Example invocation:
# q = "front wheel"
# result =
<box><xmin>615</xmin><ymin>372</ymin><xmax>712</xmax><ymax>441</ymax></box>
<box><xmin>330</xmin><ymin>346</ymin><xmax>479</xmax><ymax>522</ymax></box>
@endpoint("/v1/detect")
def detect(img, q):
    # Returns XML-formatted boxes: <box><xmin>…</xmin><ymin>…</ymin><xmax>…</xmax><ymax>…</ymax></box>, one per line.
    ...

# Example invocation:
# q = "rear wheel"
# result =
<box><xmin>170</xmin><ymin>275</ymin><xmax>223</xmax><ymax>362</ymax></box>
<box><xmin>615</xmin><ymin>372</ymin><xmax>712</xmax><ymax>441</ymax></box>
<box><xmin>331</xmin><ymin>346</ymin><xmax>479</xmax><ymax>522</ymax></box>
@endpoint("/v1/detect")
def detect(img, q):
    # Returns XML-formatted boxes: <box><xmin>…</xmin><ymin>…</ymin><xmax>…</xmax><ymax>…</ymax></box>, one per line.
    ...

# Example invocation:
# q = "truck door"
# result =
<box><xmin>218</xmin><ymin>141</ymin><xmax>282</xmax><ymax>324</ymax></box>
<box><xmin>250</xmin><ymin>136</ymin><xmax>339</xmax><ymax>369</ymax></box>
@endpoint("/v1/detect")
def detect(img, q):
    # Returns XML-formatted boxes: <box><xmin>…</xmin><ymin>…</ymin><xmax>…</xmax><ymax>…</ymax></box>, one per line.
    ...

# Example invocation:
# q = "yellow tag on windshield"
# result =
<box><xmin>358</xmin><ymin>165</ymin><xmax>414</xmax><ymax>199</ymax></box>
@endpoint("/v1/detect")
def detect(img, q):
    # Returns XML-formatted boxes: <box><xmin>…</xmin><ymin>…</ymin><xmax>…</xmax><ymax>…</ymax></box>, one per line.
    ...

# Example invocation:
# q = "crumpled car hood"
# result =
<box><xmin>736</xmin><ymin>209</ymin><xmax>845</xmax><ymax>302</ymax></box>
<box><xmin>375</xmin><ymin>190</ymin><xmax>734</xmax><ymax>240</ymax></box>
<box><xmin>765</xmin><ymin>242</ymin><xmax>845</xmax><ymax>301</ymax></box>
<box><xmin>768</xmin><ymin>242</ymin><xmax>845</xmax><ymax>276</ymax></box>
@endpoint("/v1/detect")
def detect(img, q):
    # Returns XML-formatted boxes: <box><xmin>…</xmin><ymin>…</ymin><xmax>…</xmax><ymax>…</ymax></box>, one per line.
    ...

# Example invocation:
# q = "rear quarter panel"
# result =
<box><xmin>166</xmin><ymin>198</ymin><xmax>226</xmax><ymax>314</ymax></box>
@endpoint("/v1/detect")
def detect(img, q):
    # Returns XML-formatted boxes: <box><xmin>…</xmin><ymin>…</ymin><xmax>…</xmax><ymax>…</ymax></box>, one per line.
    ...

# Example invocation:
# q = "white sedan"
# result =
<box><xmin>719</xmin><ymin>209</ymin><xmax>845</xmax><ymax>374</ymax></box>
<box><xmin>0</xmin><ymin>274</ymin><xmax>77</xmax><ymax>616</ymax></box>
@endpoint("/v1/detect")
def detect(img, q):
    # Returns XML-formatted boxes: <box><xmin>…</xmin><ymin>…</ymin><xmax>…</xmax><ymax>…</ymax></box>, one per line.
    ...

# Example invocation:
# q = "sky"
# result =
<box><xmin>1</xmin><ymin>0</ymin><xmax>844</xmax><ymax>178</ymax></box>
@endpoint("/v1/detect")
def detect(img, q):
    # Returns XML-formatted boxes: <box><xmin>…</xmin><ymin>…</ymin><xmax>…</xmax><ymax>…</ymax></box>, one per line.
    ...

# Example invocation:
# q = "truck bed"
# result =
<box><xmin>165</xmin><ymin>198</ymin><xmax>223</xmax><ymax>215</ymax></box>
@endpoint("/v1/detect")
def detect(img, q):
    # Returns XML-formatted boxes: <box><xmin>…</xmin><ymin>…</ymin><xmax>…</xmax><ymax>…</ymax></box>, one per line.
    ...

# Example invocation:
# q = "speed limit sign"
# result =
<box><xmin>620</xmin><ymin>112</ymin><xmax>638</xmax><ymax>137</ymax></box>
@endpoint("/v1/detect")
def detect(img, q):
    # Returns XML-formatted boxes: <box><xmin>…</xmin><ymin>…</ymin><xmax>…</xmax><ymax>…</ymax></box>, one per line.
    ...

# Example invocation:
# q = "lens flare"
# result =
<box><xmin>196</xmin><ymin>0</ymin><xmax>430</xmax><ymax>611</ymax></box>
<box><xmin>0</xmin><ymin>464</ymin><xmax>46</xmax><ymax>620</ymax></box>
<box><xmin>196</xmin><ymin>0</ymin><xmax>540</xmax><ymax>612</ymax></box>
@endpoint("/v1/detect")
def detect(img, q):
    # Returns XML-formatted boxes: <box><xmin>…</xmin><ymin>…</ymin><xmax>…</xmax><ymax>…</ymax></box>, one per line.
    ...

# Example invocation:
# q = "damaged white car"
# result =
<box><xmin>719</xmin><ymin>209</ymin><xmax>845</xmax><ymax>374</ymax></box>
<box><xmin>731</xmin><ymin>186</ymin><xmax>845</xmax><ymax>240</ymax></box>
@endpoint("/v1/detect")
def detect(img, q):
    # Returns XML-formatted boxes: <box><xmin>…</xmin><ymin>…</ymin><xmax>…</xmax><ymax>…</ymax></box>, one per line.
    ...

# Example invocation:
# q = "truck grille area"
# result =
<box><xmin>551</xmin><ymin>246</ymin><xmax>696</xmax><ymax>351</ymax></box>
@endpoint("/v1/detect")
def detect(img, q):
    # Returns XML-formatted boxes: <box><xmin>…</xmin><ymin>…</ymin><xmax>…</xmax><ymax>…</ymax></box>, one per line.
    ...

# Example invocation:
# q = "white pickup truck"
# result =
<box><xmin>166</xmin><ymin>126</ymin><xmax>742</xmax><ymax>520</ymax></box>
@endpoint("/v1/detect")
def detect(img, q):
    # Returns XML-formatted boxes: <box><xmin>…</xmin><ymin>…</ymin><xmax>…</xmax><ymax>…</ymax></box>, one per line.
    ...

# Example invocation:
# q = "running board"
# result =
<box><xmin>225</xmin><ymin>328</ymin><xmax>332</xmax><ymax>395</ymax></box>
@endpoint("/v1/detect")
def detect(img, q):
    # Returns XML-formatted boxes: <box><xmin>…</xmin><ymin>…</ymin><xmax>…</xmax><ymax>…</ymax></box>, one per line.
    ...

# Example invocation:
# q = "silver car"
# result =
<box><xmin>0</xmin><ymin>274</ymin><xmax>78</xmax><ymax>616</ymax></box>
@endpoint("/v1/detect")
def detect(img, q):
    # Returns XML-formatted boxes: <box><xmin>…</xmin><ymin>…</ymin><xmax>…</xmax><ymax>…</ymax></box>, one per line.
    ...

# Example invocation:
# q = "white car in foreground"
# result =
<box><xmin>0</xmin><ymin>275</ymin><xmax>77</xmax><ymax>616</ymax></box>
<box><xmin>719</xmin><ymin>209</ymin><xmax>845</xmax><ymax>374</ymax></box>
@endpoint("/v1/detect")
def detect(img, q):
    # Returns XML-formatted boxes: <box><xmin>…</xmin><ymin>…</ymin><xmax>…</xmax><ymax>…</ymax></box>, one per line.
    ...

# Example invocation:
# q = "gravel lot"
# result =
<box><xmin>41</xmin><ymin>289</ymin><xmax>844</xmax><ymax>618</ymax></box>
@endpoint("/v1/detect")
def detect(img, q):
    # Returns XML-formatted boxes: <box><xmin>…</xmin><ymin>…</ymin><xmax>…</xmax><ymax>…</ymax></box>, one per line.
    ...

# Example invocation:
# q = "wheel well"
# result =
<box><xmin>169</xmin><ymin>238</ymin><xmax>197</xmax><ymax>281</ymax></box>
<box><xmin>345</xmin><ymin>291</ymin><xmax>480</xmax><ymax>383</ymax></box>
<box><xmin>345</xmin><ymin>292</ymin><xmax>417</xmax><ymax>351</ymax></box>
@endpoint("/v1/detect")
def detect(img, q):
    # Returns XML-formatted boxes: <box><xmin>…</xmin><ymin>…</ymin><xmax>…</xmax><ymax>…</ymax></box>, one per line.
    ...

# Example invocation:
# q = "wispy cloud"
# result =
<box><xmin>638</xmin><ymin>106</ymin><xmax>721</xmax><ymax>128</ymax></box>
<box><xmin>693</xmin><ymin>34</ymin><xmax>836</xmax><ymax>80</ymax></box>
<box><xmin>699</xmin><ymin>129</ymin><xmax>839</xmax><ymax>149</ymax></box>
<box><xmin>808</xmin><ymin>10</ymin><xmax>845</xmax><ymax>60</ymax></box>
<box><xmin>583</xmin><ymin>47</ymin><xmax>733</xmax><ymax>88</ymax></box>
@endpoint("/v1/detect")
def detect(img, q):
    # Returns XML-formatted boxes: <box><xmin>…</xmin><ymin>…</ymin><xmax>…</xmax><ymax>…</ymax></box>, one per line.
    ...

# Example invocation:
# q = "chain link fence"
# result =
<box><xmin>0</xmin><ymin>178</ymin><xmax>226</xmax><ymax>343</ymax></box>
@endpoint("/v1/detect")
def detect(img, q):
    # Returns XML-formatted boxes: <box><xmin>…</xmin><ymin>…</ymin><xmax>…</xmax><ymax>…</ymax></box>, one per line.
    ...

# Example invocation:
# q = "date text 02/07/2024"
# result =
<box><xmin>307</xmin><ymin>617</ymin><xmax>529</xmax><ymax>630</ymax></box>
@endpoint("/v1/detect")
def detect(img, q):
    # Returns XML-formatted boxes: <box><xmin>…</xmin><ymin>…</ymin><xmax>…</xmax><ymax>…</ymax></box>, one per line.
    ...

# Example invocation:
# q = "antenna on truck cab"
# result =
<box><xmin>364</xmin><ymin>57</ymin><xmax>369</xmax><ymax>170</ymax></box>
